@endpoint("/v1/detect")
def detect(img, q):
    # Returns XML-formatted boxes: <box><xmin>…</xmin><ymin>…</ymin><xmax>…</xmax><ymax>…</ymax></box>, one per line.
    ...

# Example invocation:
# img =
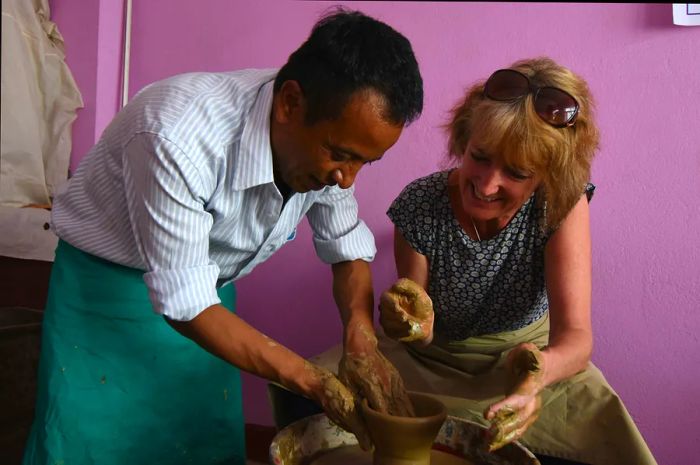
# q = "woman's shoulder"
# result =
<box><xmin>387</xmin><ymin>170</ymin><xmax>451</xmax><ymax>250</ymax></box>
<box><xmin>397</xmin><ymin>170</ymin><xmax>450</xmax><ymax>199</ymax></box>
<box><xmin>388</xmin><ymin>170</ymin><xmax>449</xmax><ymax>219</ymax></box>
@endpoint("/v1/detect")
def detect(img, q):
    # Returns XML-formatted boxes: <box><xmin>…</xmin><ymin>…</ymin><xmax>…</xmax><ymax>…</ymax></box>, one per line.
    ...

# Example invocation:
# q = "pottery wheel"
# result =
<box><xmin>307</xmin><ymin>445</ymin><xmax>474</xmax><ymax>465</ymax></box>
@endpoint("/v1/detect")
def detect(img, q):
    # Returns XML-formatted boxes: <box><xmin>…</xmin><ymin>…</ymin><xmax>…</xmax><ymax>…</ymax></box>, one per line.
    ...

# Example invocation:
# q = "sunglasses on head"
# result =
<box><xmin>484</xmin><ymin>69</ymin><xmax>579</xmax><ymax>128</ymax></box>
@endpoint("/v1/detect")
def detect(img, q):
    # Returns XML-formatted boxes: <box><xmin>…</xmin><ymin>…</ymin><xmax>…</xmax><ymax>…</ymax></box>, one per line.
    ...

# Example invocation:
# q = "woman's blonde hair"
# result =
<box><xmin>446</xmin><ymin>57</ymin><xmax>600</xmax><ymax>229</ymax></box>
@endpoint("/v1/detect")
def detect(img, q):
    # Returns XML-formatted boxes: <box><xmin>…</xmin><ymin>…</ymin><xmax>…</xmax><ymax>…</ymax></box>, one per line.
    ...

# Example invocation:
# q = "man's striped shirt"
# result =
<box><xmin>51</xmin><ymin>69</ymin><xmax>376</xmax><ymax>320</ymax></box>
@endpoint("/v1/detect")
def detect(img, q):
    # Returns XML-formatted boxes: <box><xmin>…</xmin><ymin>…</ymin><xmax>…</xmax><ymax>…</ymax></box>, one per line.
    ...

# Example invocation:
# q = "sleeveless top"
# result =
<box><xmin>387</xmin><ymin>170</ymin><xmax>594</xmax><ymax>341</ymax></box>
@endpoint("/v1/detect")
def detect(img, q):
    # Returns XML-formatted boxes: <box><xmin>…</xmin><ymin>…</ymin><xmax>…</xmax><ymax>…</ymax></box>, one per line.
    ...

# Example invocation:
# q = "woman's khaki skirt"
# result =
<box><xmin>309</xmin><ymin>314</ymin><xmax>657</xmax><ymax>465</ymax></box>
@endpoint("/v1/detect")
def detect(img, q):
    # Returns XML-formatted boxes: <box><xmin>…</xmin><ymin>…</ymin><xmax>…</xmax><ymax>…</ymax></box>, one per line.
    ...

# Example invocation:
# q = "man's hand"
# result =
<box><xmin>339</xmin><ymin>343</ymin><xmax>415</xmax><ymax>418</ymax></box>
<box><xmin>379</xmin><ymin>278</ymin><xmax>434</xmax><ymax>344</ymax></box>
<box><xmin>329</xmin><ymin>261</ymin><xmax>415</xmax><ymax>430</ymax></box>
<box><xmin>305</xmin><ymin>362</ymin><xmax>372</xmax><ymax>450</ymax></box>
<box><xmin>339</xmin><ymin>320</ymin><xmax>415</xmax><ymax>419</ymax></box>
<box><xmin>484</xmin><ymin>343</ymin><xmax>546</xmax><ymax>451</ymax></box>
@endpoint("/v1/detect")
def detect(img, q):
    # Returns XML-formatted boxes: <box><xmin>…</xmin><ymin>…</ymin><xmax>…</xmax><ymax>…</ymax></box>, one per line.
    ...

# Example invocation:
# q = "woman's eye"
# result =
<box><xmin>506</xmin><ymin>168</ymin><xmax>532</xmax><ymax>181</ymax></box>
<box><xmin>470</xmin><ymin>152</ymin><xmax>488</xmax><ymax>163</ymax></box>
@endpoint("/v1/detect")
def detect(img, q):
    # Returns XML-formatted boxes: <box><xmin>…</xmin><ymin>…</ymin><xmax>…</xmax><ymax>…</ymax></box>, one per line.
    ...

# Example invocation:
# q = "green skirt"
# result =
<box><xmin>23</xmin><ymin>240</ymin><xmax>245</xmax><ymax>465</ymax></box>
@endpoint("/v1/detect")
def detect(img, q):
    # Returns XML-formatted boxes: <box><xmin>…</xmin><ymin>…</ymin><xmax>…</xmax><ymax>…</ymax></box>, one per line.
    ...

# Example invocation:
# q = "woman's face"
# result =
<box><xmin>457</xmin><ymin>139</ymin><xmax>541</xmax><ymax>225</ymax></box>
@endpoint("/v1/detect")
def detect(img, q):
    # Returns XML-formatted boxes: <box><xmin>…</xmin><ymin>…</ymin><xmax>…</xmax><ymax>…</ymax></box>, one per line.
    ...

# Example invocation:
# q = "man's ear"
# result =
<box><xmin>274</xmin><ymin>80</ymin><xmax>305</xmax><ymax>124</ymax></box>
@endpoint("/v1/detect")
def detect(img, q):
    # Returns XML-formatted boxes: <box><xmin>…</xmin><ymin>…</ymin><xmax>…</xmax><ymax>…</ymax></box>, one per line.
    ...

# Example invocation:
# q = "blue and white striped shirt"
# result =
<box><xmin>52</xmin><ymin>69</ymin><xmax>376</xmax><ymax>321</ymax></box>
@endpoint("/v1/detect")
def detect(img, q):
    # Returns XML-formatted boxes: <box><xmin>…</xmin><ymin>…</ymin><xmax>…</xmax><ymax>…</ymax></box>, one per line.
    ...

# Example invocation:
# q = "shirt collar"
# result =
<box><xmin>231</xmin><ymin>75</ymin><xmax>277</xmax><ymax>190</ymax></box>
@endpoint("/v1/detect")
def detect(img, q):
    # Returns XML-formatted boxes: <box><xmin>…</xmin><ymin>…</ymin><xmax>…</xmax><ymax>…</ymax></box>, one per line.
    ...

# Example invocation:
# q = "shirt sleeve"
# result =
<box><xmin>386</xmin><ymin>177</ymin><xmax>434</xmax><ymax>256</ymax></box>
<box><xmin>306</xmin><ymin>185</ymin><xmax>376</xmax><ymax>264</ymax></box>
<box><xmin>122</xmin><ymin>132</ymin><xmax>220</xmax><ymax>321</ymax></box>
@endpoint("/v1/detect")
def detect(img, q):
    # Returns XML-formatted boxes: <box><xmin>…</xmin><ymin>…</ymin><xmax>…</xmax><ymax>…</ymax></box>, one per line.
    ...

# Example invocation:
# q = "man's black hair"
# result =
<box><xmin>274</xmin><ymin>7</ymin><xmax>423</xmax><ymax>126</ymax></box>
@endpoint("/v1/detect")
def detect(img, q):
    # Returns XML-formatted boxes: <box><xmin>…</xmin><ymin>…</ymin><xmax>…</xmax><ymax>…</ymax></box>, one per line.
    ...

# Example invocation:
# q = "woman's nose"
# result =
<box><xmin>475</xmin><ymin>169</ymin><xmax>502</xmax><ymax>196</ymax></box>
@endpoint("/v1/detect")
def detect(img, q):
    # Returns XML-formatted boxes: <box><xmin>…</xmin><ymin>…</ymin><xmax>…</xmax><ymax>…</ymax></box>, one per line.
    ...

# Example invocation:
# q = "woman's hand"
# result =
<box><xmin>305</xmin><ymin>362</ymin><xmax>373</xmax><ymax>450</ymax></box>
<box><xmin>484</xmin><ymin>343</ymin><xmax>546</xmax><ymax>451</ymax></box>
<box><xmin>379</xmin><ymin>278</ymin><xmax>434</xmax><ymax>344</ymax></box>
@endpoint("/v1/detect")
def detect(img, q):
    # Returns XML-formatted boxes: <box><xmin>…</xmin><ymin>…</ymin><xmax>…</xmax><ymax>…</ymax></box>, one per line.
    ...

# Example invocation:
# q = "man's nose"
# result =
<box><xmin>331</xmin><ymin>164</ymin><xmax>361</xmax><ymax>189</ymax></box>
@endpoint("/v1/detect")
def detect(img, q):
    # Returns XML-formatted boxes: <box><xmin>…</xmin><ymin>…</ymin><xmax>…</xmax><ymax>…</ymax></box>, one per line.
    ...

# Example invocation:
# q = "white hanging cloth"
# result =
<box><xmin>1</xmin><ymin>0</ymin><xmax>84</xmax><ymax>208</ymax></box>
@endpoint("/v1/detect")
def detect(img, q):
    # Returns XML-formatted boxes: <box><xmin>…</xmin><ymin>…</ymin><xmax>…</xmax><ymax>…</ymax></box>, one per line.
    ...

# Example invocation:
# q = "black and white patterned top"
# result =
<box><xmin>387</xmin><ymin>170</ymin><xmax>594</xmax><ymax>341</ymax></box>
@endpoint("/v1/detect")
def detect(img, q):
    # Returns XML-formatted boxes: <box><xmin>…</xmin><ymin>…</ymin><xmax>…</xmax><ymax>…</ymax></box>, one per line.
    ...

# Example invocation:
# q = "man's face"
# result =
<box><xmin>271</xmin><ymin>84</ymin><xmax>403</xmax><ymax>193</ymax></box>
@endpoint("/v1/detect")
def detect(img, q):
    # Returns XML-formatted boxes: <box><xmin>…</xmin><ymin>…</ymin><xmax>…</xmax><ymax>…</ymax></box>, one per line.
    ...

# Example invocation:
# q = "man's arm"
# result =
<box><xmin>304</xmin><ymin>185</ymin><xmax>413</xmax><ymax>415</ymax></box>
<box><xmin>167</xmin><ymin>304</ymin><xmax>319</xmax><ymax>396</ymax></box>
<box><xmin>332</xmin><ymin>259</ymin><xmax>375</xmax><ymax>354</ymax></box>
<box><xmin>166</xmin><ymin>303</ymin><xmax>371</xmax><ymax>449</ymax></box>
<box><xmin>123</xmin><ymin>134</ymin><xmax>369</xmax><ymax>445</ymax></box>
<box><xmin>332</xmin><ymin>259</ymin><xmax>414</xmax><ymax>416</ymax></box>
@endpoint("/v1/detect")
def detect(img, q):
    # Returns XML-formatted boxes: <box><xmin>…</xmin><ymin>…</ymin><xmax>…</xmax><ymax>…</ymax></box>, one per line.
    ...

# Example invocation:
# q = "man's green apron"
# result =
<box><xmin>23</xmin><ymin>240</ymin><xmax>246</xmax><ymax>465</ymax></box>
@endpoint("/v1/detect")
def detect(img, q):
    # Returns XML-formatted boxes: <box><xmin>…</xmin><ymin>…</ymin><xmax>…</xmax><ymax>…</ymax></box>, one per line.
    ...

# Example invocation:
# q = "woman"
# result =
<box><xmin>375</xmin><ymin>57</ymin><xmax>658</xmax><ymax>464</ymax></box>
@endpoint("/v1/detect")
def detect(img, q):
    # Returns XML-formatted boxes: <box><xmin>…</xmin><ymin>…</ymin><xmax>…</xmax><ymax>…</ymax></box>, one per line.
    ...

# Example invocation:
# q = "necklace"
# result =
<box><xmin>469</xmin><ymin>215</ymin><xmax>481</xmax><ymax>241</ymax></box>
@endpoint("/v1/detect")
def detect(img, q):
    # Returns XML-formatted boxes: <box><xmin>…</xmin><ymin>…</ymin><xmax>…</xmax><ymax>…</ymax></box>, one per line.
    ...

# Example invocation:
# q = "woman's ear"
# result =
<box><xmin>273</xmin><ymin>80</ymin><xmax>305</xmax><ymax>124</ymax></box>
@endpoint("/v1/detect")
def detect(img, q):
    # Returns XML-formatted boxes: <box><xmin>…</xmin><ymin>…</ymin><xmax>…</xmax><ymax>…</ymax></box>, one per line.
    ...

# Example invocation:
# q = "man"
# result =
<box><xmin>22</xmin><ymin>7</ymin><xmax>423</xmax><ymax>465</ymax></box>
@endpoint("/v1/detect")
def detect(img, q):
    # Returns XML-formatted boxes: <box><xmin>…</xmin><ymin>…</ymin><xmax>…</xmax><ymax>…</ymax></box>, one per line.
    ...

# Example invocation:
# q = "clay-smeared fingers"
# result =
<box><xmin>392</xmin><ymin>278</ymin><xmax>434</xmax><ymax>320</ymax></box>
<box><xmin>487</xmin><ymin>406</ymin><xmax>539</xmax><ymax>451</ymax></box>
<box><xmin>389</xmin><ymin>371</ymin><xmax>415</xmax><ymax>417</ymax></box>
<box><xmin>315</xmin><ymin>366</ymin><xmax>373</xmax><ymax>450</ymax></box>
<box><xmin>341</xmin><ymin>410</ymin><xmax>372</xmax><ymax>451</ymax></box>
<box><xmin>484</xmin><ymin>344</ymin><xmax>546</xmax><ymax>451</ymax></box>
<box><xmin>486</xmin><ymin>406</ymin><xmax>520</xmax><ymax>451</ymax></box>
<box><xmin>378</xmin><ymin>291</ymin><xmax>412</xmax><ymax>339</ymax></box>
<box><xmin>507</xmin><ymin>343</ymin><xmax>545</xmax><ymax>388</ymax></box>
<box><xmin>339</xmin><ymin>348</ymin><xmax>415</xmax><ymax>418</ymax></box>
<box><xmin>485</xmin><ymin>394</ymin><xmax>542</xmax><ymax>451</ymax></box>
<box><xmin>359</xmin><ymin>374</ymin><xmax>390</xmax><ymax>414</ymax></box>
<box><xmin>379</xmin><ymin>293</ymin><xmax>411</xmax><ymax>339</ymax></box>
<box><xmin>379</xmin><ymin>278</ymin><xmax>434</xmax><ymax>342</ymax></box>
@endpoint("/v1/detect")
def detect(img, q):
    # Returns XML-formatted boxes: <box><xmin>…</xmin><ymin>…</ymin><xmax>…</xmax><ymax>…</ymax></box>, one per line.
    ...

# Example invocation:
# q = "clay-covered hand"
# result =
<box><xmin>339</xmin><ymin>338</ymin><xmax>416</xmax><ymax>419</ymax></box>
<box><xmin>484</xmin><ymin>343</ymin><xmax>546</xmax><ymax>451</ymax></box>
<box><xmin>305</xmin><ymin>362</ymin><xmax>372</xmax><ymax>450</ymax></box>
<box><xmin>379</xmin><ymin>278</ymin><xmax>434</xmax><ymax>344</ymax></box>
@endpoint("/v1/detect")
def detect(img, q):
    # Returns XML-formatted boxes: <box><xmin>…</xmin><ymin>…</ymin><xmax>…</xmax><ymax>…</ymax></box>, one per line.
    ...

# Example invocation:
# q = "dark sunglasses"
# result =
<box><xmin>484</xmin><ymin>69</ymin><xmax>579</xmax><ymax>128</ymax></box>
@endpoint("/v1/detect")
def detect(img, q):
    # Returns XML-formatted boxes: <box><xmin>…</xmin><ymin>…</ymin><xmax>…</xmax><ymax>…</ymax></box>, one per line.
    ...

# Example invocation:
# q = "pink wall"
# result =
<box><xmin>50</xmin><ymin>0</ymin><xmax>124</xmax><ymax>173</ymax></box>
<box><xmin>52</xmin><ymin>2</ymin><xmax>699</xmax><ymax>464</ymax></box>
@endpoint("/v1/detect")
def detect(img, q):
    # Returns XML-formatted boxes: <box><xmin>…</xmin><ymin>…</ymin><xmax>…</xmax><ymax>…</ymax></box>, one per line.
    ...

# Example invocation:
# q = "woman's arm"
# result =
<box><xmin>485</xmin><ymin>194</ymin><xmax>593</xmax><ymax>450</ymax></box>
<box><xmin>394</xmin><ymin>227</ymin><xmax>429</xmax><ymax>288</ymax></box>
<box><xmin>377</xmin><ymin>229</ymin><xmax>435</xmax><ymax>344</ymax></box>
<box><xmin>541</xmin><ymin>194</ymin><xmax>593</xmax><ymax>385</ymax></box>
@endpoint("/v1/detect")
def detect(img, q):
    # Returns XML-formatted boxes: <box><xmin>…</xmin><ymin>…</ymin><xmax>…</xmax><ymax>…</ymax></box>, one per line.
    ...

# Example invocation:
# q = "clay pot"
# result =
<box><xmin>361</xmin><ymin>392</ymin><xmax>447</xmax><ymax>465</ymax></box>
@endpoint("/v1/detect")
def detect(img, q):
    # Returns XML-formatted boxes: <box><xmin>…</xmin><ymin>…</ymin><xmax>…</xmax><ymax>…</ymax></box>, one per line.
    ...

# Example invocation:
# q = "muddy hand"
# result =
<box><xmin>484</xmin><ymin>343</ymin><xmax>545</xmax><ymax>451</ymax></box>
<box><xmin>379</xmin><ymin>278</ymin><xmax>434</xmax><ymax>344</ymax></box>
<box><xmin>339</xmin><ymin>342</ymin><xmax>415</xmax><ymax>418</ymax></box>
<box><xmin>306</xmin><ymin>362</ymin><xmax>372</xmax><ymax>450</ymax></box>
